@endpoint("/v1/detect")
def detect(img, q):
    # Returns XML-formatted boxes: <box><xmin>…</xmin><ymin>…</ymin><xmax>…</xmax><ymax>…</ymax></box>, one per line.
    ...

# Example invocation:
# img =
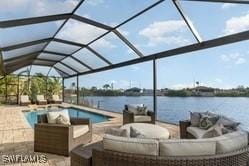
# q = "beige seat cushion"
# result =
<box><xmin>121</xmin><ymin>123</ymin><xmax>169</xmax><ymax>139</ymax></box>
<box><xmin>21</xmin><ymin>95</ymin><xmax>30</xmax><ymax>103</ymax></box>
<box><xmin>211</xmin><ymin>131</ymin><xmax>248</xmax><ymax>154</ymax></box>
<box><xmin>47</xmin><ymin>110</ymin><xmax>70</xmax><ymax>124</ymax></box>
<box><xmin>134</xmin><ymin>115</ymin><xmax>151</xmax><ymax>122</ymax></box>
<box><xmin>159</xmin><ymin>139</ymin><xmax>216</xmax><ymax>157</ymax></box>
<box><xmin>37</xmin><ymin>95</ymin><xmax>46</xmax><ymax>102</ymax></box>
<box><xmin>103</xmin><ymin>134</ymin><xmax>159</xmax><ymax>156</ymax></box>
<box><xmin>52</xmin><ymin>95</ymin><xmax>62</xmax><ymax>101</ymax></box>
<box><xmin>73</xmin><ymin>125</ymin><xmax>89</xmax><ymax>138</ymax></box>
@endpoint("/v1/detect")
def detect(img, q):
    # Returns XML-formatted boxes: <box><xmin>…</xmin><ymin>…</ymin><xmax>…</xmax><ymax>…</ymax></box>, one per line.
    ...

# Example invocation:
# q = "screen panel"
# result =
<box><xmin>0</xmin><ymin>0</ymin><xmax>81</xmax><ymax>21</ymax></box>
<box><xmin>45</xmin><ymin>41</ymin><xmax>81</xmax><ymax>54</ymax></box>
<box><xmin>37</xmin><ymin>52</ymin><xmax>66</xmax><ymax>61</ymax></box>
<box><xmin>56</xmin><ymin>19</ymin><xmax>107</xmax><ymax>45</ymax></box>
<box><xmin>33</xmin><ymin>60</ymin><xmax>55</xmax><ymax>66</ymax></box>
<box><xmin>54</xmin><ymin>62</ymin><xmax>77</xmax><ymax>76</ymax></box>
<box><xmin>118</xmin><ymin>1</ymin><xmax>196</xmax><ymax>56</ymax></box>
<box><xmin>76</xmin><ymin>0</ymin><xmax>158</xmax><ymax>27</ymax></box>
<box><xmin>179</xmin><ymin>1</ymin><xmax>249</xmax><ymax>40</ymax></box>
<box><xmin>89</xmin><ymin>32</ymin><xmax>138</xmax><ymax>64</ymax></box>
<box><xmin>61</xmin><ymin>57</ymin><xmax>89</xmax><ymax>73</ymax></box>
<box><xmin>0</xmin><ymin>20</ymin><xmax>64</xmax><ymax>47</ymax></box>
<box><xmin>72</xmin><ymin>48</ymin><xmax>108</xmax><ymax>69</ymax></box>
<box><xmin>2</xmin><ymin>43</ymin><xmax>47</xmax><ymax>60</ymax></box>
<box><xmin>30</xmin><ymin>65</ymin><xmax>51</xmax><ymax>75</ymax></box>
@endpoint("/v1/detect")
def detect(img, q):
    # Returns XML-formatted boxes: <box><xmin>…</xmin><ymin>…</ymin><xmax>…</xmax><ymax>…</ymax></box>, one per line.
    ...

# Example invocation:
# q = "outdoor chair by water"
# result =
<box><xmin>34</xmin><ymin>114</ymin><xmax>92</xmax><ymax>156</ymax></box>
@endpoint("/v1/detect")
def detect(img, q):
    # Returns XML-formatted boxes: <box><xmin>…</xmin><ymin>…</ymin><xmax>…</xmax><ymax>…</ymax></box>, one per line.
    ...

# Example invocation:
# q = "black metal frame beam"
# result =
<box><xmin>71</xmin><ymin>14</ymin><xmax>113</xmax><ymax>31</ymax></box>
<box><xmin>54</xmin><ymin>66</ymin><xmax>70</xmax><ymax>77</ymax></box>
<box><xmin>2</xmin><ymin>38</ymin><xmax>53</xmax><ymax>51</ymax></box>
<box><xmin>86</xmin><ymin>46</ymin><xmax>112</xmax><ymax>65</ymax></box>
<box><xmin>113</xmin><ymin>29</ymin><xmax>144</xmax><ymax>57</ymax></box>
<box><xmin>70</xmin><ymin>56</ymin><xmax>93</xmax><ymax>70</ymax></box>
<box><xmin>66</xmin><ymin>29</ymin><xmax>249</xmax><ymax>78</ymax></box>
<box><xmin>181</xmin><ymin>0</ymin><xmax>249</xmax><ymax>4</ymax></box>
<box><xmin>59</xmin><ymin>62</ymin><xmax>78</xmax><ymax>74</ymax></box>
<box><xmin>173</xmin><ymin>0</ymin><xmax>202</xmax><ymax>43</ymax></box>
<box><xmin>0</xmin><ymin>13</ymin><xmax>71</xmax><ymax>28</ymax></box>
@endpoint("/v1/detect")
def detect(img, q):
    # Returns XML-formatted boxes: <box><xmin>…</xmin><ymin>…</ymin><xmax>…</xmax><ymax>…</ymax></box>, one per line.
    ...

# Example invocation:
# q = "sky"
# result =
<box><xmin>1</xmin><ymin>0</ymin><xmax>249</xmax><ymax>89</ymax></box>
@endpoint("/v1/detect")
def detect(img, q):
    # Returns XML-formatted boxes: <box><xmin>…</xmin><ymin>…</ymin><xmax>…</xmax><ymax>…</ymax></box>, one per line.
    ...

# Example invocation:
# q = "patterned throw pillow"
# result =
<box><xmin>136</xmin><ymin>106</ymin><xmax>148</xmax><ymax>115</ymax></box>
<box><xmin>56</xmin><ymin>115</ymin><xmax>71</xmax><ymax>125</ymax></box>
<box><xmin>199</xmin><ymin>116</ymin><xmax>214</xmax><ymax>130</ymax></box>
<box><xmin>130</xmin><ymin>127</ymin><xmax>145</xmax><ymax>138</ymax></box>
<box><xmin>106</xmin><ymin>128</ymin><xmax>128</xmax><ymax>137</ymax></box>
<box><xmin>190</xmin><ymin>112</ymin><xmax>201</xmax><ymax>127</ymax></box>
<box><xmin>203</xmin><ymin>123</ymin><xmax>223</xmax><ymax>138</ymax></box>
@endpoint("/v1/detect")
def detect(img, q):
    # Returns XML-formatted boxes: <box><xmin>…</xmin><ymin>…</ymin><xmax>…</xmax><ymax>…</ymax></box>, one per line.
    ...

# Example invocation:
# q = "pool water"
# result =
<box><xmin>23</xmin><ymin>107</ymin><xmax>110</xmax><ymax>128</ymax></box>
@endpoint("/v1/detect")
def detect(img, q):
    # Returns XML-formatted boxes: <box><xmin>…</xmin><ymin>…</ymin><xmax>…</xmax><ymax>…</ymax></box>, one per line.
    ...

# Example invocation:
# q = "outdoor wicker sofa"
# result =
<box><xmin>123</xmin><ymin>104</ymin><xmax>155</xmax><ymax>124</ymax></box>
<box><xmin>34</xmin><ymin>114</ymin><xmax>92</xmax><ymax>156</ymax></box>
<box><xmin>92</xmin><ymin>145</ymin><xmax>249</xmax><ymax>166</ymax></box>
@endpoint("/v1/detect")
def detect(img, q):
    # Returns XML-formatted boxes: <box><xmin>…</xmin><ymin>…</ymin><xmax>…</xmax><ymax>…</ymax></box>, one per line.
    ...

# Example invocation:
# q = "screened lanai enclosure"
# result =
<box><xmin>0</xmin><ymin>0</ymin><xmax>249</xmax><ymax>118</ymax></box>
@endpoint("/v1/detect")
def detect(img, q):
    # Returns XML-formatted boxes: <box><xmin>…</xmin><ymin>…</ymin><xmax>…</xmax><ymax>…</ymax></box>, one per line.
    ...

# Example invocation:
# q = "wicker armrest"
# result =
<box><xmin>70</xmin><ymin>118</ymin><xmax>91</xmax><ymax>125</ymax></box>
<box><xmin>179</xmin><ymin>120</ymin><xmax>191</xmax><ymax>139</ymax></box>
<box><xmin>35</xmin><ymin>123</ymin><xmax>71</xmax><ymax>128</ymax></box>
<box><xmin>123</xmin><ymin>110</ymin><xmax>134</xmax><ymax>125</ymax></box>
<box><xmin>147</xmin><ymin>110</ymin><xmax>156</xmax><ymax>124</ymax></box>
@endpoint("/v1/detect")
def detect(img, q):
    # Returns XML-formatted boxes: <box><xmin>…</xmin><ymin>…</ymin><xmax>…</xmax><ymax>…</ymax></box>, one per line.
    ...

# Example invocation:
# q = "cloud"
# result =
<box><xmin>220</xmin><ymin>53</ymin><xmax>247</xmax><ymax>65</ymax></box>
<box><xmin>118</xmin><ymin>29</ymin><xmax>130</xmax><ymax>36</ymax></box>
<box><xmin>0</xmin><ymin>0</ymin><xmax>80</xmax><ymax>17</ymax></box>
<box><xmin>139</xmin><ymin>20</ymin><xmax>190</xmax><ymax>47</ymax></box>
<box><xmin>57</xmin><ymin>19</ymin><xmax>107</xmax><ymax>44</ymax></box>
<box><xmin>221</xmin><ymin>3</ymin><xmax>237</xmax><ymax>10</ymax></box>
<box><xmin>171</xmin><ymin>83</ymin><xmax>194</xmax><ymax>90</ymax></box>
<box><xmin>224</xmin><ymin>12</ymin><xmax>249</xmax><ymax>35</ymax></box>
<box><xmin>215</xmin><ymin>78</ymin><xmax>223</xmax><ymax>83</ymax></box>
<box><xmin>85</xmin><ymin>0</ymin><xmax>104</xmax><ymax>6</ymax></box>
<box><xmin>235</xmin><ymin>58</ymin><xmax>246</xmax><ymax>64</ymax></box>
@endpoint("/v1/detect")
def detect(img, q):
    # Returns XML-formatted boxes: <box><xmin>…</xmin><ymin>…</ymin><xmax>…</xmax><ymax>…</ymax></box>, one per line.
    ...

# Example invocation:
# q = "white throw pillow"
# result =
<box><xmin>47</xmin><ymin>109</ymin><xmax>70</xmax><ymax>124</ymax></box>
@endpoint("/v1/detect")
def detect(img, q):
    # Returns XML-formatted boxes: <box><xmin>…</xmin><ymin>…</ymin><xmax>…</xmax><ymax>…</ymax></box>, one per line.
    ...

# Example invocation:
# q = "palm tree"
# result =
<box><xmin>103</xmin><ymin>84</ymin><xmax>110</xmax><ymax>90</ymax></box>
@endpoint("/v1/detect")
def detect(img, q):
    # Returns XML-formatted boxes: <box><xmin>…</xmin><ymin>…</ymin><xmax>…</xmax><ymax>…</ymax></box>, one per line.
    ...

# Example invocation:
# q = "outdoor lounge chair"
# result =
<box><xmin>51</xmin><ymin>95</ymin><xmax>62</xmax><ymax>104</ymax></box>
<box><xmin>20</xmin><ymin>95</ymin><xmax>31</xmax><ymax>106</ymax></box>
<box><xmin>123</xmin><ymin>104</ymin><xmax>155</xmax><ymax>125</ymax></box>
<box><xmin>34</xmin><ymin>114</ymin><xmax>92</xmax><ymax>156</ymax></box>
<box><xmin>36</xmin><ymin>95</ymin><xmax>47</xmax><ymax>105</ymax></box>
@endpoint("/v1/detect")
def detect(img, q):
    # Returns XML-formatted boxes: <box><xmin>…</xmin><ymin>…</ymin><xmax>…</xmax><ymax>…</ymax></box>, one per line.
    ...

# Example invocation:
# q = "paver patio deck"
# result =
<box><xmin>0</xmin><ymin>104</ymin><xmax>179</xmax><ymax>166</ymax></box>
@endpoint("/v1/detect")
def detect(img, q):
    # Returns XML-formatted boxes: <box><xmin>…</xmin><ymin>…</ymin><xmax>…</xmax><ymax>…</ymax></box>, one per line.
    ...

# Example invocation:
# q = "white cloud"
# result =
<box><xmin>215</xmin><ymin>78</ymin><xmax>223</xmax><ymax>84</ymax></box>
<box><xmin>221</xmin><ymin>3</ymin><xmax>237</xmax><ymax>10</ymax></box>
<box><xmin>224</xmin><ymin>12</ymin><xmax>249</xmax><ymax>35</ymax></box>
<box><xmin>171</xmin><ymin>83</ymin><xmax>194</xmax><ymax>90</ymax></box>
<box><xmin>118</xmin><ymin>29</ymin><xmax>130</xmax><ymax>37</ymax></box>
<box><xmin>220</xmin><ymin>53</ymin><xmax>247</xmax><ymax>65</ymax></box>
<box><xmin>0</xmin><ymin>0</ymin><xmax>80</xmax><ymax>18</ymax></box>
<box><xmin>235</xmin><ymin>58</ymin><xmax>246</xmax><ymax>64</ymax></box>
<box><xmin>139</xmin><ymin>20</ymin><xmax>190</xmax><ymax>47</ymax></box>
<box><xmin>58</xmin><ymin>19</ymin><xmax>106</xmax><ymax>44</ymax></box>
<box><xmin>85</xmin><ymin>0</ymin><xmax>104</xmax><ymax>6</ymax></box>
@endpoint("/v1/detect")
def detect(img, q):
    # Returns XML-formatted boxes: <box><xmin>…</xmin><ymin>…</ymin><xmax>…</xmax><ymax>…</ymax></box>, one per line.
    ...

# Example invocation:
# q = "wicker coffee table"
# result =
<box><xmin>71</xmin><ymin>141</ymin><xmax>102</xmax><ymax>166</ymax></box>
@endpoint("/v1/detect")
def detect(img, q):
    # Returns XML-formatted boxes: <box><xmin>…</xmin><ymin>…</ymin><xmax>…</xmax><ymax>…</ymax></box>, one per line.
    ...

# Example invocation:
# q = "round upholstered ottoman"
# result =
<box><xmin>121</xmin><ymin>123</ymin><xmax>170</xmax><ymax>139</ymax></box>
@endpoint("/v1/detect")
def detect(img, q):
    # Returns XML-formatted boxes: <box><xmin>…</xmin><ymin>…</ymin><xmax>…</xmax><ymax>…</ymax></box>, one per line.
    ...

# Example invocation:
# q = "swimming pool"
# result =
<box><xmin>23</xmin><ymin>107</ymin><xmax>111</xmax><ymax>128</ymax></box>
